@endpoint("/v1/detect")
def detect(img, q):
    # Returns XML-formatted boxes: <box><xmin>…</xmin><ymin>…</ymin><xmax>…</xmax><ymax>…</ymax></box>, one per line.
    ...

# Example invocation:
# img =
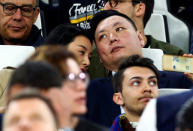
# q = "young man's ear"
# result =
<box><xmin>135</xmin><ymin>2</ymin><xmax>145</xmax><ymax>17</ymax></box>
<box><xmin>137</xmin><ymin>31</ymin><xmax>145</xmax><ymax>47</ymax></box>
<box><xmin>113</xmin><ymin>93</ymin><xmax>124</xmax><ymax>106</ymax></box>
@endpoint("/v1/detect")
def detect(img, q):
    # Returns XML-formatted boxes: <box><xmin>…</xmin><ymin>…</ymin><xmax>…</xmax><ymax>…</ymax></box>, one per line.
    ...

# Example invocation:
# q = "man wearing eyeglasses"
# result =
<box><xmin>0</xmin><ymin>0</ymin><xmax>44</xmax><ymax>46</ymax></box>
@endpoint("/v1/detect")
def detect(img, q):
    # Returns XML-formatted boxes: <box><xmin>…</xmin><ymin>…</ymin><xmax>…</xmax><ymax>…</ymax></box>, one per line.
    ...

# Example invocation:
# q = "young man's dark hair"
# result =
<box><xmin>112</xmin><ymin>55</ymin><xmax>159</xmax><ymax>93</ymax></box>
<box><xmin>8</xmin><ymin>61</ymin><xmax>62</xmax><ymax>94</ymax></box>
<box><xmin>45</xmin><ymin>24</ymin><xmax>92</xmax><ymax>45</ymax></box>
<box><xmin>90</xmin><ymin>10</ymin><xmax>137</xmax><ymax>41</ymax></box>
<box><xmin>176</xmin><ymin>97</ymin><xmax>193</xmax><ymax>131</ymax></box>
<box><xmin>107</xmin><ymin>0</ymin><xmax>154</xmax><ymax>27</ymax></box>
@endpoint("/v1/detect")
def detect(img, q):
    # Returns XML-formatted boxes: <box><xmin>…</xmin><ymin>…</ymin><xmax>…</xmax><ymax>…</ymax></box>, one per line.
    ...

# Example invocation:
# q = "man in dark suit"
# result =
<box><xmin>86</xmin><ymin>10</ymin><xmax>193</xmax><ymax>127</ymax></box>
<box><xmin>86</xmin><ymin>9</ymin><xmax>144</xmax><ymax>127</ymax></box>
<box><xmin>0</xmin><ymin>0</ymin><xmax>44</xmax><ymax>46</ymax></box>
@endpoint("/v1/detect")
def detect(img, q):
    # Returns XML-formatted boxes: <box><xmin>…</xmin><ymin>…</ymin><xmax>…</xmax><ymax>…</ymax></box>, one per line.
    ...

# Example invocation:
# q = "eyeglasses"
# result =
<box><xmin>0</xmin><ymin>2</ymin><xmax>37</xmax><ymax>17</ymax></box>
<box><xmin>109</xmin><ymin>0</ymin><xmax>141</xmax><ymax>7</ymax></box>
<box><xmin>63</xmin><ymin>72</ymin><xmax>90</xmax><ymax>85</ymax></box>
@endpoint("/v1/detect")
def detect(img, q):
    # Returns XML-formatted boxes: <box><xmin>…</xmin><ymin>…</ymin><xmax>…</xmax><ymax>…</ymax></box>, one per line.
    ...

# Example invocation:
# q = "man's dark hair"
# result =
<box><xmin>90</xmin><ymin>10</ymin><xmax>137</xmax><ymax>42</ymax></box>
<box><xmin>107</xmin><ymin>0</ymin><xmax>154</xmax><ymax>27</ymax></box>
<box><xmin>6</xmin><ymin>89</ymin><xmax>59</xmax><ymax>128</ymax></box>
<box><xmin>112</xmin><ymin>55</ymin><xmax>159</xmax><ymax>93</ymax></box>
<box><xmin>176</xmin><ymin>97</ymin><xmax>193</xmax><ymax>131</ymax></box>
<box><xmin>8</xmin><ymin>61</ymin><xmax>62</xmax><ymax>94</ymax></box>
<box><xmin>45</xmin><ymin>23</ymin><xmax>92</xmax><ymax>45</ymax></box>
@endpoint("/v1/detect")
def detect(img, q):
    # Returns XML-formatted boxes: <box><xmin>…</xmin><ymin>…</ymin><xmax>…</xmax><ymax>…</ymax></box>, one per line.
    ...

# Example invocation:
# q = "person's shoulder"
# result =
<box><xmin>76</xmin><ymin>118</ymin><xmax>109</xmax><ymax>131</ymax></box>
<box><xmin>147</xmin><ymin>35</ymin><xmax>185</xmax><ymax>55</ymax></box>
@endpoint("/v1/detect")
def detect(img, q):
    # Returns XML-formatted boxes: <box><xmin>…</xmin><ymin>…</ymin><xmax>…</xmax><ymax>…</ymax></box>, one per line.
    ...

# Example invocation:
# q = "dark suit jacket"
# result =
<box><xmin>86</xmin><ymin>71</ymin><xmax>193</xmax><ymax>127</ymax></box>
<box><xmin>157</xmin><ymin>89</ymin><xmax>193</xmax><ymax>131</ymax></box>
<box><xmin>159</xmin><ymin>71</ymin><xmax>193</xmax><ymax>89</ymax></box>
<box><xmin>86</xmin><ymin>77</ymin><xmax>120</xmax><ymax>127</ymax></box>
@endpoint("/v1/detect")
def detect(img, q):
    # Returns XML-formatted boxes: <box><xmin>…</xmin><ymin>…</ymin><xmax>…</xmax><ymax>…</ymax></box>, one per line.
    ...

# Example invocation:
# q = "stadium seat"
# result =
<box><xmin>145</xmin><ymin>0</ymin><xmax>191</xmax><ymax>53</ymax></box>
<box><xmin>142</xmin><ymin>48</ymin><xmax>163</xmax><ymax>71</ymax></box>
<box><xmin>0</xmin><ymin>45</ymin><xmax>35</xmax><ymax>70</ymax></box>
<box><xmin>159</xmin><ymin>88</ymin><xmax>190</xmax><ymax>97</ymax></box>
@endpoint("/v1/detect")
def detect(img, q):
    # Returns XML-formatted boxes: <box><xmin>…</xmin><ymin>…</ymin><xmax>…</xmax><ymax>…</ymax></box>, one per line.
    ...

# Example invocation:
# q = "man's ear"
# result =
<box><xmin>113</xmin><ymin>93</ymin><xmax>124</xmax><ymax>106</ymax></box>
<box><xmin>137</xmin><ymin>31</ymin><xmax>145</xmax><ymax>47</ymax></box>
<box><xmin>134</xmin><ymin>2</ymin><xmax>145</xmax><ymax>17</ymax></box>
<box><xmin>32</xmin><ymin>7</ymin><xmax>40</xmax><ymax>24</ymax></box>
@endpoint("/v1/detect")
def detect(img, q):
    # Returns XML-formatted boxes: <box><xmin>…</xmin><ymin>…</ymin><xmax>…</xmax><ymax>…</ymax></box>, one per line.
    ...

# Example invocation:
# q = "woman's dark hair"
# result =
<box><xmin>44</xmin><ymin>24</ymin><xmax>92</xmax><ymax>45</ymax></box>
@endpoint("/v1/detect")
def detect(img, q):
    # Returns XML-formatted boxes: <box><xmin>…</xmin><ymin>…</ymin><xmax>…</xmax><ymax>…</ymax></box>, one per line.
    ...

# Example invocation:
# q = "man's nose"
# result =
<box><xmin>83</xmin><ymin>55</ymin><xmax>90</xmax><ymax>68</ymax></box>
<box><xmin>18</xmin><ymin>119</ymin><xmax>31</xmax><ymax>130</ymax></box>
<box><xmin>143</xmin><ymin>83</ymin><xmax>152</xmax><ymax>93</ymax></box>
<box><xmin>12</xmin><ymin>8</ymin><xmax>22</xmax><ymax>21</ymax></box>
<box><xmin>109</xmin><ymin>32</ymin><xmax>118</xmax><ymax>44</ymax></box>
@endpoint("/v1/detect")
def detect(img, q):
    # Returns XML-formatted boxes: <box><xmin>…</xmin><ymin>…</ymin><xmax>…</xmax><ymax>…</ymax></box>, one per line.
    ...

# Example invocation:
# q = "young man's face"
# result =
<box><xmin>95</xmin><ymin>15</ymin><xmax>143</xmax><ymax>71</ymax></box>
<box><xmin>0</xmin><ymin>0</ymin><xmax>40</xmax><ymax>43</ymax></box>
<box><xmin>104</xmin><ymin>0</ymin><xmax>135</xmax><ymax>19</ymax></box>
<box><xmin>3</xmin><ymin>98</ymin><xmax>57</xmax><ymax>131</ymax></box>
<box><xmin>115</xmin><ymin>66</ymin><xmax>158</xmax><ymax>116</ymax></box>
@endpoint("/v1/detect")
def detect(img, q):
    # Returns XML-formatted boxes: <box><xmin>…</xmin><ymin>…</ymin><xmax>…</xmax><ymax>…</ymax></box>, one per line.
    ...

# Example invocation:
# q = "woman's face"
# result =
<box><xmin>62</xmin><ymin>58</ymin><xmax>88</xmax><ymax>115</ymax></box>
<box><xmin>67</xmin><ymin>35</ymin><xmax>92</xmax><ymax>72</ymax></box>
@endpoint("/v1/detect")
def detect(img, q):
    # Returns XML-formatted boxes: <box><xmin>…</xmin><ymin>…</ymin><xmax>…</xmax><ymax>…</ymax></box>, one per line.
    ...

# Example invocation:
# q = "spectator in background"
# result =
<box><xmin>3</xmin><ymin>90</ymin><xmax>58</xmax><ymax>131</ymax></box>
<box><xmin>29</xmin><ymin>45</ymin><xmax>109</xmax><ymax>131</ymax></box>
<box><xmin>111</xmin><ymin>55</ymin><xmax>159</xmax><ymax>131</ymax></box>
<box><xmin>169</xmin><ymin>0</ymin><xmax>193</xmax><ymax>54</ymax></box>
<box><xmin>0</xmin><ymin>0</ymin><xmax>44</xmax><ymax>46</ymax></box>
<box><xmin>39</xmin><ymin>0</ymin><xmax>106</xmax><ymax>33</ymax></box>
<box><xmin>44</xmin><ymin>24</ymin><xmax>92</xmax><ymax>72</ymax></box>
<box><xmin>89</xmin><ymin>0</ymin><xmax>185</xmax><ymax>79</ymax></box>
<box><xmin>170</xmin><ymin>0</ymin><xmax>193</xmax><ymax>27</ymax></box>
<box><xmin>176</xmin><ymin>97</ymin><xmax>193</xmax><ymax>131</ymax></box>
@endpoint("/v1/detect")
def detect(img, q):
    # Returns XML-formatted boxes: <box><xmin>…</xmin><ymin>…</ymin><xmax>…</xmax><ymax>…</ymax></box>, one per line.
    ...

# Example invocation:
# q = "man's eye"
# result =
<box><xmin>30</xmin><ymin>115</ymin><xmax>42</xmax><ymax>121</ymax></box>
<box><xmin>5</xmin><ymin>5</ymin><xmax>16</xmax><ymax>11</ymax></box>
<box><xmin>22</xmin><ymin>7</ymin><xmax>33</xmax><ymax>13</ymax></box>
<box><xmin>116</xmin><ymin>27</ymin><xmax>124</xmax><ymax>32</ymax></box>
<box><xmin>132</xmin><ymin>81</ymin><xmax>140</xmax><ymax>86</ymax></box>
<box><xmin>79</xmin><ymin>51</ymin><xmax>85</xmax><ymax>55</ymax></box>
<box><xmin>149</xmin><ymin>80</ymin><xmax>157</xmax><ymax>86</ymax></box>
<box><xmin>99</xmin><ymin>34</ymin><xmax>107</xmax><ymax>40</ymax></box>
<box><xmin>8</xmin><ymin>117</ymin><xmax>20</xmax><ymax>126</ymax></box>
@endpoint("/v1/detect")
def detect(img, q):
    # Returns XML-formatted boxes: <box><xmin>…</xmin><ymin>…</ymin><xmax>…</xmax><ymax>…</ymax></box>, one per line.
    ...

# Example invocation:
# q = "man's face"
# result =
<box><xmin>104</xmin><ymin>0</ymin><xmax>135</xmax><ymax>19</ymax></box>
<box><xmin>95</xmin><ymin>16</ymin><xmax>143</xmax><ymax>71</ymax></box>
<box><xmin>116</xmin><ymin>66</ymin><xmax>158</xmax><ymax>116</ymax></box>
<box><xmin>3</xmin><ymin>98</ymin><xmax>57</xmax><ymax>131</ymax></box>
<box><xmin>0</xmin><ymin>0</ymin><xmax>40</xmax><ymax>43</ymax></box>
